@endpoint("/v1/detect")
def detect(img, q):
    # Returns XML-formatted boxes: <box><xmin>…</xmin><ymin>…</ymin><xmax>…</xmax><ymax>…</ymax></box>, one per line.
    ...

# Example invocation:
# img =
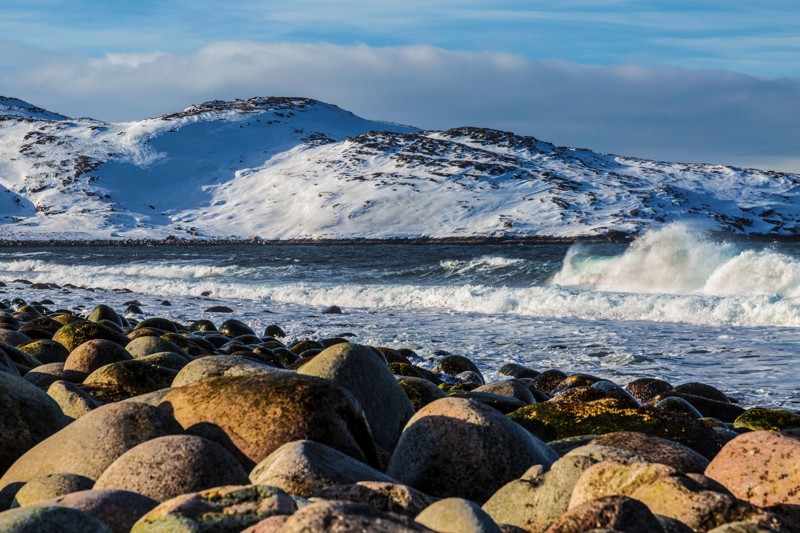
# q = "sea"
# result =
<box><xmin>1</xmin><ymin>223</ymin><xmax>799</xmax><ymax>409</ymax></box>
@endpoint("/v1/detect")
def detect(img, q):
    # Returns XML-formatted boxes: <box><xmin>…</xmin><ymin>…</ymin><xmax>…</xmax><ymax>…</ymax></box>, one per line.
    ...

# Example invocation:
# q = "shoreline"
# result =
<box><xmin>0</xmin><ymin>230</ymin><xmax>798</xmax><ymax>247</ymax></box>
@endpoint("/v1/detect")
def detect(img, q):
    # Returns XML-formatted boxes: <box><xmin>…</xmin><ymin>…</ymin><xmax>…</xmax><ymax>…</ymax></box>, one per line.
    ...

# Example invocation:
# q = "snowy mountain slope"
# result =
<box><xmin>0</xmin><ymin>96</ymin><xmax>798</xmax><ymax>240</ymax></box>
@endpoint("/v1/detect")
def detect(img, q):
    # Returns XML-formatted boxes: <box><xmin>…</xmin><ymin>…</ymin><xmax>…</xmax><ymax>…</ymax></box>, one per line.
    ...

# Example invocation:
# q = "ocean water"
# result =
<box><xmin>1</xmin><ymin>223</ymin><xmax>799</xmax><ymax>408</ymax></box>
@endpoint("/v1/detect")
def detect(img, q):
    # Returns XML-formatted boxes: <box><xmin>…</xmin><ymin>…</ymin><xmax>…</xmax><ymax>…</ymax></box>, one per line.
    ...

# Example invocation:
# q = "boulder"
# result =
<box><xmin>12</xmin><ymin>473</ymin><xmax>94</xmax><ymax>507</ymax></box>
<box><xmin>171</xmin><ymin>355</ymin><xmax>278</xmax><ymax>387</ymax></box>
<box><xmin>706</xmin><ymin>431</ymin><xmax>800</xmax><ymax>507</ymax></box>
<box><xmin>732</xmin><ymin>408</ymin><xmax>800</xmax><ymax>432</ymax></box>
<box><xmin>249</xmin><ymin>439</ymin><xmax>397</xmax><ymax>497</ymax></box>
<box><xmin>94</xmin><ymin>435</ymin><xmax>249</xmax><ymax>502</ymax></box>
<box><xmin>387</xmin><ymin>397</ymin><xmax>558</xmax><ymax>503</ymax></box>
<box><xmin>545</xmin><ymin>495</ymin><xmax>664</xmax><ymax>533</ymax></box>
<box><xmin>0</xmin><ymin>402</ymin><xmax>181</xmax><ymax>493</ymax></box>
<box><xmin>591</xmin><ymin>431</ymin><xmax>710</xmax><ymax>473</ymax></box>
<box><xmin>313</xmin><ymin>481</ymin><xmax>438</xmax><ymax>517</ymax></box>
<box><xmin>46</xmin><ymin>380</ymin><xmax>100</xmax><ymax>419</ymax></box>
<box><xmin>45</xmin><ymin>489</ymin><xmax>158</xmax><ymax>533</ymax></box>
<box><xmin>52</xmin><ymin>321</ymin><xmax>129</xmax><ymax>352</ymax></box>
<box><xmin>63</xmin><ymin>340</ymin><xmax>132</xmax><ymax>374</ymax></box>
<box><xmin>125</xmin><ymin>336</ymin><xmax>188</xmax><ymax>358</ymax></box>
<box><xmin>279</xmin><ymin>500</ymin><xmax>430</xmax><ymax>533</ymax></box>
<box><xmin>0</xmin><ymin>505</ymin><xmax>111</xmax><ymax>532</ymax></box>
<box><xmin>83</xmin><ymin>359</ymin><xmax>179</xmax><ymax>398</ymax></box>
<box><xmin>158</xmin><ymin>373</ymin><xmax>380</xmax><ymax>470</ymax></box>
<box><xmin>298</xmin><ymin>343</ymin><xmax>415</xmax><ymax>451</ymax></box>
<box><xmin>397</xmin><ymin>376</ymin><xmax>447</xmax><ymax>411</ymax></box>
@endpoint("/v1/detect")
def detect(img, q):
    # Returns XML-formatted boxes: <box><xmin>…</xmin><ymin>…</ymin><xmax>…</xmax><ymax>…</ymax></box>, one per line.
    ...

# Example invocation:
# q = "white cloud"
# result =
<box><xmin>2</xmin><ymin>41</ymin><xmax>799</xmax><ymax>172</ymax></box>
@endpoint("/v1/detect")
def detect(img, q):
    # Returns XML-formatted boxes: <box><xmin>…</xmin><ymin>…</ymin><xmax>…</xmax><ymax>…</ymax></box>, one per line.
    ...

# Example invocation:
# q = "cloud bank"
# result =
<box><xmin>3</xmin><ymin>41</ymin><xmax>799</xmax><ymax>172</ymax></box>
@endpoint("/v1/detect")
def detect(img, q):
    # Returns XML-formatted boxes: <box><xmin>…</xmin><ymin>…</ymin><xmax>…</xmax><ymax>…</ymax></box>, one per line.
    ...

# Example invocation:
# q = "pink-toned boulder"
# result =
<box><xmin>706</xmin><ymin>431</ymin><xmax>800</xmax><ymax>507</ymax></box>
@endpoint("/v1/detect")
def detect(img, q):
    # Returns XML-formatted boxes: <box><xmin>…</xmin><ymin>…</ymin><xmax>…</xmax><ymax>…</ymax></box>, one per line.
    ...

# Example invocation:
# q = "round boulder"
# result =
<box><xmin>63</xmin><ymin>339</ymin><xmax>132</xmax><ymax>374</ymax></box>
<box><xmin>158</xmin><ymin>373</ymin><xmax>380</xmax><ymax>470</ymax></box>
<box><xmin>387</xmin><ymin>397</ymin><xmax>558</xmax><ymax>503</ymax></box>
<box><xmin>52</xmin><ymin>321</ymin><xmax>129</xmax><ymax>352</ymax></box>
<box><xmin>45</xmin><ymin>489</ymin><xmax>158</xmax><ymax>533</ymax></box>
<box><xmin>416</xmin><ymin>498</ymin><xmax>501</xmax><ymax>533</ymax></box>
<box><xmin>298</xmin><ymin>343</ymin><xmax>415</xmax><ymax>451</ymax></box>
<box><xmin>12</xmin><ymin>473</ymin><xmax>94</xmax><ymax>507</ymax></box>
<box><xmin>0</xmin><ymin>505</ymin><xmax>111</xmax><ymax>532</ymax></box>
<box><xmin>94</xmin><ymin>435</ymin><xmax>249</xmax><ymax>502</ymax></box>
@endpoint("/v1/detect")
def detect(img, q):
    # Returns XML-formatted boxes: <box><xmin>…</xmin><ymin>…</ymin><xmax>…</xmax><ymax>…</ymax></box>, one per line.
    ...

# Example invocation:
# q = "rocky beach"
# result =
<box><xmin>0</xmin><ymin>282</ymin><xmax>797</xmax><ymax>533</ymax></box>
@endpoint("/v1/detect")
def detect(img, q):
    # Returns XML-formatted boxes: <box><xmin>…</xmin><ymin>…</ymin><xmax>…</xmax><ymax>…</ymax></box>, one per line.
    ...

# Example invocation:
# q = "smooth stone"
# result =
<box><xmin>125</xmin><ymin>336</ymin><xmax>188</xmax><ymax>358</ymax></box>
<box><xmin>12</xmin><ymin>474</ymin><xmax>94</xmax><ymax>507</ymax></box>
<box><xmin>397</xmin><ymin>376</ymin><xmax>447</xmax><ymax>411</ymax></box>
<box><xmin>171</xmin><ymin>355</ymin><xmax>279</xmax><ymax>387</ymax></box>
<box><xmin>545</xmin><ymin>495</ymin><xmax>664</xmax><ymax>533</ymax></box>
<box><xmin>44</xmin><ymin>489</ymin><xmax>158</xmax><ymax>533</ymax></box>
<box><xmin>0</xmin><ymin>505</ymin><xmax>111</xmax><ymax>532</ymax></box>
<box><xmin>22</xmin><ymin>363</ymin><xmax>86</xmax><ymax>388</ymax></box>
<box><xmin>131</xmin><ymin>485</ymin><xmax>297</xmax><ymax>533</ymax></box>
<box><xmin>298</xmin><ymin>343</ymin><xmax>415</xmax><ymax>451</ymax></box>
<box><xmin>498</xmin><ymin>363</ymin><xmax>540</xmax><ymax>379</ymax></box>
<box><xmin>158</xmin><ymin>373</ymin><xmax>380</xmax><ymax>470</ymax></box>
<box><xmin>279</xmin><ymin>500</ymin><xmax>430</xmax><ymax>533</ymax></box>
<box><xmin>0</xmin><ymin>372</ymin><xmax>70</xmax><ymax>477</ymax></box>
<box><xmin>46</xmin><ymin>380</ymin><xmax>100</xmax><ymax>419</ymax></box>
<box><xmin>0</xmin><ymin>329</ymin><xmax>32</xmax><ymax>347</ymax></box>
<box><xmin>706</xmin><ymin>431</ymin><xmax>800</xmax><ymax>507</ymax></box>
<box><xmin>219</xmin><ymin>319</ymin><xmax>256</xmax><ymax>337</ymax></box>
<box><xmin>134</xmin><ymin>317</ymin><xmax>177</xmax><ymax>333</ymax></box>
<box><xmin>17</xmin><ymin>340</ymin><xmax>69</xmax><ymax>365</ymax></box>
<box><xmin>249</xmin><ymin>439</ymin><xmax>398</xmax><ymax>497</ymax></box>
<box><xmin>434</xmin><ymin>355</ymin><xmax>484</xmax><ymax>384</ymax></box>
<box><xmin>63</xmin><ymin>339</ymin><xmax>132</xmax><ymax>374</ymax></box>
<box><xmin>416</xmin><ymin>498</ymin><xmax>501</xmax><ymax>533</ymax></box>
<box><xmin>531</xmin><ymin>369</ymin><xmax>568</xmax><ymax>395</ymax></box>
<box><xmin>674</xmin><ymin>382</ymin><xmax>731</xmax><ymax>403</ymax></box>
<box><xmin>387</xmin><ymin>397</ymin><xmax>558</xmax><ymax>503</ymax></box>
<box><xmin>472</xmin><ymin>379</ymin><xmax>536</xmax><ymax>404</ymax></box>
<box><xmin>591</xmin><ymin>431</ymin><xmax>710</xmax><ymax>473</ymax></box>
<box><xmin>0</xmin><ymin>402</ymin><xmax>181</xmax><ymax>494</ymax></box>
<box><xmin>312</xmin><ymin>481</ymin><xmax>438</xmax><ymax>517</ymax></box>
<box><xmin>87</xmin><ymin>305</ymin><xmax>123</xmax><ymax>327</ymax></box>
<box><xmin>625</xmin><ymin>378</ymin><xmax>673</xmax><ymax>404</ymax></box>
<box><xmin>447</xmin><ymin>391</ymin><xmax>528</xmax><ymax>414</ymax></box>
<box><xmin>95</xmin><ymin>435</ymin><xmax>249</xmax><ymax>502</ymax></box>
<box><xmin>654</xmin><ymin>391</ymin><xmax>745</xmax><ymax>423</ymax></box>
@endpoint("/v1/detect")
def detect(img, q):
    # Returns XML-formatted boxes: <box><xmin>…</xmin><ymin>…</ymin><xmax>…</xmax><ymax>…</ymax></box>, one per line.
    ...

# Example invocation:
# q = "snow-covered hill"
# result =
<box><xmin>0</xmin><ymin>96</ymin><xmax>797</xmax><ymax>240</ymax></box>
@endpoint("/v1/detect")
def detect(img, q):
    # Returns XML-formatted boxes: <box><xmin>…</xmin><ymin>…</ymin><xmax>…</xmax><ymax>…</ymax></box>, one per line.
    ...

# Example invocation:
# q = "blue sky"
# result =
<box><xmin>1</xmin><ymin>1</ymin><xmax>798</xmax><ymax>170</ymax></box>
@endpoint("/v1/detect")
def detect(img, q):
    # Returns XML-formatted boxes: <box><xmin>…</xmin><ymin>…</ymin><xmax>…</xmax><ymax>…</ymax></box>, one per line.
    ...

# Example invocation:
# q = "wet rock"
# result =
<box><xmin>137</xmin><ymin>351</ymin><xmax>189</xmax><ymax>371</ymax></box>
<box><xmin>706</xmin><ymin>431</ymin><xmax>800</xmax><ymax>507</ymax></box>
<box><xmin>94</xmin><ymin>435</ymin><xmax>249</xmax><ymax>502</ymax></box>
<box><xmin>298</xmin><ymin>342</ymin><xmax>415</xmax><ymax>451</ymax></box>
<box><xmin>626</xmin><ymin>378</ymin><xmax>673</xmax><ymax>404</ymax></box>
<box><xmin>63</xmin><ymin>339</ymin><xmax>133</xmax><ymax>374</ymax></box>
<box><xmin>158</xmin><ymin>373</ymin><xmax>380</xmax><ymax>470</ymax></box>
<box><xmin>289</xmin><ymin>339</ymin><xmax>324</xmax><ymax>355</ymax></box>
<box><xmin>12</xmin><ymin>473</ymin><xmax>94</xmax><ymax>507</ymax></box>
<box><xmin>249</xmin><ymin>439</ymin><xmax>398</xmax><ymax>497</ymax></box>
<box><xmin>219</xmin><ymin>318</ymin><xmax>256</xmax><ymax>337</ymax></box>
<box><xmin>83</xmin><ymin>359</ymin><xmax>179</xmax><ymax>398</ymax></box>
<box><xmin>732</xmin><ymin>408</ymin><xmax>800</xmax><ymax>432</ymax></box>
<box><xmin>52</xmin><ymin>321</ymin><xmax>129</xmax><ymax>352</ymax></box>
<box><xmin>498</xmin><ymin>363</ymin><xmax>540</xmax><ymax>379</ymax></box>
<box><xmin>397</xmin><ymin>376</ymin><xmax>447</xmax><ymax>411</ymax></box>
<box><xmin>509</xmin><ymin>398</ymin><xmax>725</xmax><ymax>459</ymax></box>
<box><xmin>0</xmin><ymin>505</ymin><xmax>111</xmax><ymax>532</ymax></box>
<box><xmin>591</xmin><ymin>431</ymin><xmax>710</xmax><ymax>473</ymax></box>
<box><xmin>45</xmin><ymin>489</ymin><xmax>158</xmax><ymax>533</ymax></box>
<box><xmin>264</xmin><ymin>324</ymin><xmax>286</xmax><ymax>338</ymax></box>
<box><xmin>674</xmin><ymin>382</ymin><xmax>731</xmax><ymax>403</ymax></box>
<box><xmin>654</xmin><ymin>391</ymin><xmax>745</xmax><ymax>423</ymax></box>
<box><xmin>387</xmin><ymin>397</ymin><xmax>558</xmax><ymax>503</ymax></box>
<box><xmin>46</xmin><ymin>380</ymin><xmax>100</xmax><ymax>419</ymax></box>
<box><xmin>205</xmin><ymin>305</ymin><xmax>234</xmax><ymax>313</ymax></box>
<box><xmin>17</xmin><ymin>340</ymin><xmax>69</xmax><ymax>364</ymax></box>
<box><xmin>171</xmin><ymin>354</ymin><xmax>279</xmax><ymax>387</ymax></box>
<box><xmin>547</xmin><ymin>495</ymin><xmax>664</xmax><ymax>533</ymax></box>
<box><xmin>313</xmin><ymin>481</ymin><xmax>438</xmax><ymax>517</ymax></box>
<box><xmin>321</xmin><ymin>305</ymin><xmax>343</xmax><ymax>314</ymax></box>
<box><xmin>448</xmin><ymin>391</ymin><xmax>528</xmax><ymax>414</ymax></box>
<box><xmin>434</xmin><ymin>355</ymin><xmax>484</xmax><ymax>384</ymax></box>
<box><xmin>279</xmin><ymin>500</ymin><xmax>429</xmax><ymax>533</ymax></box>
<box><xmin>0</xmin><ymin>329</ymin><xmax>32</xmax><ymax>347</ymax></box>
<box><xmin>416</xmin><ymin>497</ymin><xmax>501</xmax><ymax>533</ymax></box>
<box><xmin>188</xmin><ymin>319</ymin><xmax>217</xmax><ymax>332</ymax></box>
<box><xmin>0</xmin><ymin>372</ymin><xmax>70</xmax><ymax>477</ymax></box>
<box><xmin>531</xmin><ymin>369</ymin><xmax>568</xmax><ymax>395</ymax></box>
<box><xmin>551</xmin><ymin>373</ymin><xmax>604</xmax><ymax>395</ymax></box>
<box><xmin>131</xmin><ymin>485</ymin><xmax>297</xmax><ymax>533</ymax></box>
<box><xmin>0</xmin><ymin>402</ymin><xmax>181</xmax><ymax>493</ymax></box>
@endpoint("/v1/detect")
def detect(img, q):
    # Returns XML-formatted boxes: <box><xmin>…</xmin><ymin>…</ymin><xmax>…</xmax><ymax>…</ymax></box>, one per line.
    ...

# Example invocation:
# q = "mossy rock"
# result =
<box><xmin>64</xmin><ymin>339</ymin><xmax>133</xmax><ymax>374</ymax></box>
<box><xmin>158</xmin><ymin>373</ymin><xmax>380</xmax><ymax>471</ymax></box>
<box><xmin>288</xmin><ymin>339</ymin><xmax>324</xmax><ymax>355</ymax></box>
<box><xmin>170</xmin><ymin>355</ymin><xmax>279</xmax><ymax>387</ymax></box>
<box><xmin>83</xmin><ymin>359</ymin><xmax>179</xmax><ymax>398</ymax></box>
<box><xmin>733</xmin><ymin>408</ymin><xmax>800</xmax><ymax>432</ymax></box>
<box><xmin>654</xmin><ymin>391</ymin><xmax>745</xmax><ymax>423</ymax></box>
<box><xmin>87</xmin><ymin>305</ymin><xmax>123</xmax><ymax>328</ymax></box>
<box><xmin>397</xmin><ymin>376</ymin><xmax>446</xmax><ymax>411</ymax></box>
<box><xmin>508</xmin><ymin>398</ymin><xmax>725</xmax><ymax>459</ymax></box>
<box><xmin>126</xmin><ymin>336</ymin><xmax>188</xmax><ymax>359</ymax></box>
<box><xmin>12</xmin><ymin>473</ymin><xmax>94</xmax><ymax>507</ymax></box>
<box><xmin>550</xmin><ymin>373</ymin><xmax>603</xmax><ymax>394</ymax></box>
<box><xmin>49</xmin><ymin>314</ymin><xmax>82</xmax><ymax>327</ymax></box>
<box><xmin>46</xmin><ymin>380</ymin><xmax>100</xmax><ymax>419</ymax></box>
<box><xmin>18</xmin><ymin>340</ymin><xmax>69</xmax><ymax>365</ymax></box>
<box><xmin>134</xmin><ymin>317</ymin><xmax>178</xmax><ymax>333</ymax></box>
<box><xmin>52</xmin><ymin>321</ymin><xmax>129</xmax><ymax>352</ymax></box>
<box><xmin>625</xmin><ymin>377</ymin><xmax>673</xmax><ymax>404</ymax></box>
<box><xmin>131</xmin><ymin>485</ymin><xmax>297</xmax><ymax>533</ymax></box>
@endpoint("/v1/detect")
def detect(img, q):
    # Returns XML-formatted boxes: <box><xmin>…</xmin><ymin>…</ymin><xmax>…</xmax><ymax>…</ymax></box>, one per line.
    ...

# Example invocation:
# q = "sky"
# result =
<box><xmin>0</xmin><ymin>1</ymin><xmax>798</xmax><ymax>171</ymax></box>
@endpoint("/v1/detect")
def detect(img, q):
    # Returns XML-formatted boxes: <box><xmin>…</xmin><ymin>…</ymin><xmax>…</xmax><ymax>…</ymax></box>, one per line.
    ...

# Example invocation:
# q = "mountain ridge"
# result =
<box><xmin>0</xmin><ymin>95</ymin><xmax>797</xmax><ymax>241</ymax></box>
